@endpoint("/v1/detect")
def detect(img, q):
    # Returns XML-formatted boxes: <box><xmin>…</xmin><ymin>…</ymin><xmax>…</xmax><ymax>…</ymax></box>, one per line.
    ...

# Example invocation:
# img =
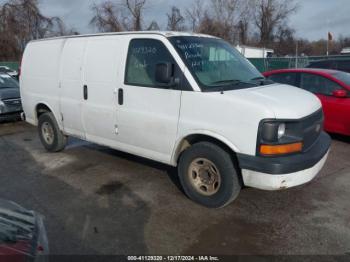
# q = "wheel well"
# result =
<box><xmin>176</xmin><ymin>134</ymin><xmax>238</xmax><ymax>163</ymax></box>
<box><xmin>36</xmin><ymin>104</ymin><xmax>51</xmax><ymax>120</ymax></box>
<box><xmin>175</xmin><ymin>134</ymin><xmax>243</xmax><ymax>185</ymax></box>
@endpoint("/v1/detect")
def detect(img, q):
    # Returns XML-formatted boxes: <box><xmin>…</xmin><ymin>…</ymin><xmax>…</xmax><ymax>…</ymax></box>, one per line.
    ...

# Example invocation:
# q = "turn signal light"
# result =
<box><xmin>260</xmin><ymin>142</ymin><xmax>303</xmax><ymax>156</ymax></box>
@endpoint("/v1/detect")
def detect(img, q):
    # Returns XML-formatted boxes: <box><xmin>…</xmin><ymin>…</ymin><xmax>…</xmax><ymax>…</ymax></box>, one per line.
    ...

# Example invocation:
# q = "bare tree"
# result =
<box><xmin>90</xmin><ymin>0</ymin><xmax>147</xmax><ymax>32</ymax></box>
<box><xmin>254</xmin><ymin>0</ymin><xmax>298</xmax><ymax>47</ymax></box>
<box><xmin>237</xmin><ymin>0</ymin><xmax>255</xmax><ymax>45</ymax></box>
<box><xmin>185</xmin><ymin>0</ymin><xmax>206</xmax><ymax>32</ymax></box>
<box><xmin>167</xmin><ymin>6</ymin><xmax>186</xmax><ymax>31</ymax></box>
<box><xmin>147</xmin><ymin>20</ymin><xmax>160</xmax><ymax>31</ymax></box>
<box><xmin>0</xmin><ymin>0</ymin><xmax>70</xmax><ymax>60</ymax></box>
<box><xmin>237</xmin><ymin>20</ymin><xmax>249</xmax><ymax>45</ymax></box>
<box><xmin>90</xmin><ymin>1</ymin><xmax>126</xmax><ymax>32</ymax></box>
<box><xmin>185</xmin><ymin>0</ymin><xmax>247</xmax><ymax>43</ymax></box>
<box><xmin>210</xmin><ymin>0</ymin><xmax>241</xmax><ymax>42</ymax></box>
<box><xmin>273</xmin><ymin>24</ymin><xmax>296</xmax><ymax>55</ymax></box>
<box><xmin>124</xmin><ymin>0</ymin><xmax>146</xmax><ymax>31</ymax></box>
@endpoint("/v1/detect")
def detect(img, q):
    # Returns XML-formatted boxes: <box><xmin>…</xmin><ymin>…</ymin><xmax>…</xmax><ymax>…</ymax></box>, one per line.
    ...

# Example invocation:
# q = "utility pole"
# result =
<box><xmin>295</xmin><ymin>40</ymin><xmax>298</xmax><ymax>68</ymax></box>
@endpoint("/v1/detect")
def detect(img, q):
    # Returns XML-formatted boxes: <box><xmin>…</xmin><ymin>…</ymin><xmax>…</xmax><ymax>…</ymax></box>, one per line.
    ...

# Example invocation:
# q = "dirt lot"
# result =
<box><xmin>0</xmin><ymin>121</ymin><xmax>350</xmax><ymax>255</ymax></box>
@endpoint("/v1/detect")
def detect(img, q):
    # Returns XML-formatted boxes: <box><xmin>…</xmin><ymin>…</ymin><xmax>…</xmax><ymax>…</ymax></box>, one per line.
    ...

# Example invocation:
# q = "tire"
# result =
<box><xmin>38</xmin><ymin>112</ymin><xmax>67</xmax><ymax>152</ymax></box>
<box><xmin>178</xmin><ymin>142</ymin><xmax>241</xmax><ymax>208</ymax></box>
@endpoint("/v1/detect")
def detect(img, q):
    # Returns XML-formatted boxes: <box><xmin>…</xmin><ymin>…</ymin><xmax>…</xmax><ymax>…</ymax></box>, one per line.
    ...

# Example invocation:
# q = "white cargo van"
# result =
<box><xmin>20</xmin><ymin>32</ymin><xmax>331</xmax><ymax>208</ymax></box>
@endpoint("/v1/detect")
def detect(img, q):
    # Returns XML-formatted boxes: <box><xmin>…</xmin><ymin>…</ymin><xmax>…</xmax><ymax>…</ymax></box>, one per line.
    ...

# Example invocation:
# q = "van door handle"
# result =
<box><xmin>83</xmin><ymin>85</ymin><xmax>88</xmax><ymax>100</ymax></box>
<box><xmin>118</xmin><ymin>88</ymin><xmax>124</xmax><ymax>105</ymax></box>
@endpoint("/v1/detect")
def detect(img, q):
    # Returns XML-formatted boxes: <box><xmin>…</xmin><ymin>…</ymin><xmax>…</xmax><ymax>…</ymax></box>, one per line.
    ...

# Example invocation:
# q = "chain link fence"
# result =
<box><xmin>0</xmin><ymin>62</ymin><xmax>20</xmax><ymax>71</ymax></box>
<box><xmin>249</xmin><ymin>55</ymin><xmax>350</xmax><ymax>73</ymax></box>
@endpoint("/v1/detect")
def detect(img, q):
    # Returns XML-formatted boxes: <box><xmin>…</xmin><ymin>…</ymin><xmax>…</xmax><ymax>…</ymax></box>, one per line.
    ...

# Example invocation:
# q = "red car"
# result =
<box><xmin>263</xmin><ymin>68</ymin><xmax>350</xmax><ymax>136</ymax></box>
<box><xmin>0</xmin><ymin>200</ymin><xmax>48</xmax><ymax>262</ymax></box>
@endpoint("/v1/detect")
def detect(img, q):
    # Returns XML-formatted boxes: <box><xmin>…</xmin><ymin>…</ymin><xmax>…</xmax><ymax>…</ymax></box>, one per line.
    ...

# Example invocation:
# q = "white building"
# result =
<box><xmin>236</xmin><ymin>45</ymin><xmax>274</xmax><ymax>58</ymax></box>
<box><xmin>340</xmin><ymin>47</ymin><xmax>350</xmax><ymax>55</ymax></box>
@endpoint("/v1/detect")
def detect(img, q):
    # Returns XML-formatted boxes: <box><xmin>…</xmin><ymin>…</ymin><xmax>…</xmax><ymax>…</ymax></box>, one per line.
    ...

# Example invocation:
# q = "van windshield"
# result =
<box><xmin>169</xmin><ymin>36</ymin><xmax>264</xmax><ymax>91</ymax></box>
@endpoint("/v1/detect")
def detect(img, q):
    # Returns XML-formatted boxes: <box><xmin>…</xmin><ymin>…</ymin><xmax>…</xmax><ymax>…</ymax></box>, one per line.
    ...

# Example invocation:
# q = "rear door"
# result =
<box><xmin>299</xmin><ymin>73</ymin><xmax>349</xmax><ymax>134</ymax></box>
<box><xmin>60</xmin><ymin>38</ymin><xmax>87</xmax><ymax>138</ymax></box>
<box><xmin>115</xmin><ymin>37</ymin><xmax>183</xmax><ymax>164</ymax></box>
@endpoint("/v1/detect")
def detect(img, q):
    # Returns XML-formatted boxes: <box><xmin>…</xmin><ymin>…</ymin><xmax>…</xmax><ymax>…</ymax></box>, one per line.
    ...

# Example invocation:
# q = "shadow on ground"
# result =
<box><xmin>0</xmin><ymin>136</ymin><xmax>150</xmax><ymax>255</ymax></box>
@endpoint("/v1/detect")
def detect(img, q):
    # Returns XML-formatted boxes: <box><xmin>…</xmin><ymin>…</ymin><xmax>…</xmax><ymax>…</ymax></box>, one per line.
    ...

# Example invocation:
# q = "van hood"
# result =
<box><xmin>230</xmin><ymin>83</ymin><xmax>322</xmax><ymax>119</ymax></box>
<box><xmin>0</xmin><ymin>88</ymin><xmax>20</xmax><ymax>100</ymax></box>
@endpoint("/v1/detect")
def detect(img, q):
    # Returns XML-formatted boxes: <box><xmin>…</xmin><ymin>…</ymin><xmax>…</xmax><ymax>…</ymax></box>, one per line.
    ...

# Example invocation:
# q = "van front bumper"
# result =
<box><xmin>237</xmin><ymin>132</ymin><xmax>331</xmax><ymax>190</ymax></box>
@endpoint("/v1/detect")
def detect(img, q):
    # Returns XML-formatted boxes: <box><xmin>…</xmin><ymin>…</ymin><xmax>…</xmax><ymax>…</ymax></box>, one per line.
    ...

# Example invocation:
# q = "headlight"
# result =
<box><xmin>277</xmin><ymin>123</ymin><xmax>286</xmax><ymax>139</ymax></box>
<box><xmin>261</xmin><ymin>122</ymin><xmax>287</xmax><ymax>142</ymax></box>
<box><xmin>258</xmin><ymin>120</ymin><xmax>303</xmax><ymax>156</ymax></box>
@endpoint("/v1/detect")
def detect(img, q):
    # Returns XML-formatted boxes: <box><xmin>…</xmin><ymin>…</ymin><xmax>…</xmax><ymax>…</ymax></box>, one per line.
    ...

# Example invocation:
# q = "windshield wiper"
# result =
<box><xmin>250</xmin><ymin>76</ymin><xmax>274</xmax><ymax>86</ymax></box>
<box><xmin>207</xmin><ymin>79</ymin><xmax>259</xmax><ymax>93</ymax></box>
<box><xmin>251</xmin><ymin>76</ymin><xmax>265</xmax><ymax>80</ymax></box>
<box><xmin>210</xmin><ymin>79</ymin><xmax>257</xmax><ymax>86</ymax></box>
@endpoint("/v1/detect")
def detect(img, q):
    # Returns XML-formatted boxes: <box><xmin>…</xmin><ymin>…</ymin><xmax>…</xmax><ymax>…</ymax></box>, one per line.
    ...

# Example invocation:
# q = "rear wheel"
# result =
<box><xmin>178</xmin><ymin>142</ymin><xmax>241</xmax><ymax>208</ymax></box>
<box><xmin>38</xmin><ymin>112</ymin><xmax>67</xmax><ymax>152</ymax></box>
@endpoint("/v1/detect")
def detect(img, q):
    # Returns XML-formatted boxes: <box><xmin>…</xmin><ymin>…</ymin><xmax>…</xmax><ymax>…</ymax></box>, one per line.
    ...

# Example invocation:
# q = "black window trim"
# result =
<box><xmin>124</xmin><ymin>38</ymin><xmax>188</xmax><ymax>91</ymax></box>
<box><xmin>267</xmin><ymin>72</ymin><xmax>298</xmax><ymax>86</ymax></box>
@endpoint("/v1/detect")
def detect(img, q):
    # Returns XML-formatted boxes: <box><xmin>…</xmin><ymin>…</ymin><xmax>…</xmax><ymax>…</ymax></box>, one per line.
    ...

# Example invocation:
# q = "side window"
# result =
<box><xmin>268</xmin><ymin>73</ymin><xmax>297</xmax><ymax>86</ymax></box>
<box><xmin>300</xmin><ymin>73</ymin><xmax>341</xmax><ymax>95</ymax></box>
<box><xmin>125</xmin><ymin>39</ymin><xmax>176</xmax><ymax>88</ymax></box>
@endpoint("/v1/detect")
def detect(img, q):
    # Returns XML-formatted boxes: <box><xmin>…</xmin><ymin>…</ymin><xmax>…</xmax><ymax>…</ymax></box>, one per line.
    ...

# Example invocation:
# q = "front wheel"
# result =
<box><xmin>38</xmin><ymin>112</ymin><xmax>67</xmax><ymax>152</ymax></box>
<box><xmin>178</xmin><ymin>142</ymin><xmax>241</xmax><ymax>208</ymax></box>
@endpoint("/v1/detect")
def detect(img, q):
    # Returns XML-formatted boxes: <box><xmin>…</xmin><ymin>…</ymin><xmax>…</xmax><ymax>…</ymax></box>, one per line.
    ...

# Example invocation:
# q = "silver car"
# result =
<box><xmin>0</xmin><ymin>66</ymin><xmax>18</xmax><ymax>78</ymax></box>
<box><xmin>0</xmin><ymin>73</ymin><xmax>22</xmax><ymax>122</ymax></box>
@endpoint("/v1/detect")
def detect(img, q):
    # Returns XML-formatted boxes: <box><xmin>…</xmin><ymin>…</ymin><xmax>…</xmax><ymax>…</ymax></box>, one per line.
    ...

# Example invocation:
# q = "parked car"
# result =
<box><xmin>0</xmin><ymin>73</ymin><xmax>22</xmax><ymax>122</ymax></box>
<box><xmin>0</xmin><ymin>199</ymin><xmax>48</xmax><ymax>261</ymax></box>
<box><xmin>0</xmin><ymin>66</ymin><xmax>18</xmax><ymax>79</ymax></box>
<box><xmin>264</xmin><ymin>68</ymin><xmax>350</xmax><ymax>136</ymax></box>
<box><xmin>306</xmin><ymin>59</ymin><xmax>350</xmax><ymax>73</ymax></box>
<box><xmin>20</xmin><ymin>32</ymin><xmax>331</xmax><ymax>208</ymax></box>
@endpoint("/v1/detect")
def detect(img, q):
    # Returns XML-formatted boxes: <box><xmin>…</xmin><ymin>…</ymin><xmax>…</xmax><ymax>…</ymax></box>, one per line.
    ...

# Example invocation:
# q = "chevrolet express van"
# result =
<box><xmin>20</xmin><ymin>32</ymin><xmax>331</xmax><ymax>208</ymax></box>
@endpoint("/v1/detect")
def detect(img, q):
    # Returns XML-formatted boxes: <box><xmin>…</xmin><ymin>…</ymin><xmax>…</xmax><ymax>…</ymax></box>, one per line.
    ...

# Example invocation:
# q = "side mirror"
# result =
<box><xmin>332</xmin><ymin>89</ymin><xmax>347</xmax><ymax>98</ymax></box>
<box><xmin>155</xmin><ymin>63</ymin><xmax>173</xmax><ymax>85</ymax></box>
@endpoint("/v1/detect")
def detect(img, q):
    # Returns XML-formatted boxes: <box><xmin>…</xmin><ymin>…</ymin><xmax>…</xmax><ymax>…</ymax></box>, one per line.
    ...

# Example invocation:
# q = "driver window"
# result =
<box><xmin>125</xmin><ymin>39</ymin><xmax>176</xmax><ymax>88</ymax></box>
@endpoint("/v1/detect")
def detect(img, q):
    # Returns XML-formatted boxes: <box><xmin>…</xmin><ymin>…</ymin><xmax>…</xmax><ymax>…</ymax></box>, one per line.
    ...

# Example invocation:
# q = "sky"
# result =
<box><xmin>1</xmin><ymin>0</ymin><xmax>350</xmax><ymax>41</ymax></box>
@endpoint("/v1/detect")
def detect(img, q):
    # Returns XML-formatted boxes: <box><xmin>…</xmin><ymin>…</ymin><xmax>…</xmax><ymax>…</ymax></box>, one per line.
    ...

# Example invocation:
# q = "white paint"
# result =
<box><xmin>20</xmin><ymin>32</ymin><xmax>326</xmax><ymax>192</ymax></box>
<box><xmin>242</xmin><ymin>151</ymin><xmax>329</xmax><ymax>191</ymax></box>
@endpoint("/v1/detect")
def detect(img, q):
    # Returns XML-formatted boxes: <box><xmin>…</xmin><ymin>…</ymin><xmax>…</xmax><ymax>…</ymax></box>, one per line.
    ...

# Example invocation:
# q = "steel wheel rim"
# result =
<box><xmin>188</xmin><ymin>158</ymin><xmax>221</xmax><ymax>196</ymax></box>
<box><xmin>41</xmin><ymin>122</ymin><xmax>54</xmax><ymax>145</ymax></box>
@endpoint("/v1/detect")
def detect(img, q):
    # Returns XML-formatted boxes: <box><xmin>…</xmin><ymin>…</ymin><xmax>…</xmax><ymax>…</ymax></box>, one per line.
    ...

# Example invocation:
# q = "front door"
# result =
<box><xmin>115</xmin><ymin>38</ymin><xmax>183</xmax><ymax>164</ymax></box>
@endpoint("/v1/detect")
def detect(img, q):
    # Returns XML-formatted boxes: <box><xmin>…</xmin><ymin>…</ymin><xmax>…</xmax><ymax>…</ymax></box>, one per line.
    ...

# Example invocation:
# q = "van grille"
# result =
<box><xmin>302</xmin><ymin>109</ymin><xmax>324</xmax><ymax>152</ymax></box>
<box><xmin>3</xmin><ymin>98</ymin><xmax>22</xmax><ymax>106</ymax></box>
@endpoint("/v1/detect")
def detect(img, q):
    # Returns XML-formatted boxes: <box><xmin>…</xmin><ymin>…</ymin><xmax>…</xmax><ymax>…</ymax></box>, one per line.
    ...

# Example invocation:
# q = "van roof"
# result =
<box><xmin>30</xmin><ymin>31</ymin><xmax>217</xmax><ymax>43</ymax></box>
